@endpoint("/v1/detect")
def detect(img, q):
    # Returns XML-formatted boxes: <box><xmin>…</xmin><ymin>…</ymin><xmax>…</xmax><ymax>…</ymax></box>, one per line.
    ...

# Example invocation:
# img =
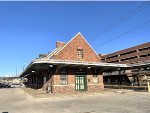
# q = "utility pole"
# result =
<box><xmin>16</xmin><ymin>68</ymin><xmax>17</xmax><ymax>76</ymax></box>
<box><xmin>23</xmin><ymin>63</ymin><xmax>26</xmax><ymax>71</ymax></box>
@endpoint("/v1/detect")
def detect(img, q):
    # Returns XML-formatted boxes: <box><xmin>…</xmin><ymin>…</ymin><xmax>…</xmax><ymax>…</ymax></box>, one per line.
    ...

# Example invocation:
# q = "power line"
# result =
<box><xmin>95</xmin><ymin>19</ymin><xmax>150</xmax><ymax>50</ymax></box>
<box><xmin>90</xmin><ymin>2</ymin><xmax>150</xmax><ymax>43</ymax></box>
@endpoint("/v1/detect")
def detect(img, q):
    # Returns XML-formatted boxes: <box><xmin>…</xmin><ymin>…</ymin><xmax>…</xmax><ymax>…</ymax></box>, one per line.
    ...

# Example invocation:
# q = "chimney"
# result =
<box><xmin>56</xmin><ymin>41</ymin><xmax>66</xmax><ymax>48</ymax></box>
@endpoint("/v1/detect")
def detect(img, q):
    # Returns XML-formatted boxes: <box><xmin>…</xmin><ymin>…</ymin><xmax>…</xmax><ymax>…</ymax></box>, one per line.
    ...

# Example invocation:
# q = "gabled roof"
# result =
<box><xmin>45</xmin><ymin>47</ymin><xmax>62</xmax><ymax>59</ymax></box>
<box><xmin>54</xmin><ymin>32</ymin><xmax>101</xmax><ymax>60</ymax></box>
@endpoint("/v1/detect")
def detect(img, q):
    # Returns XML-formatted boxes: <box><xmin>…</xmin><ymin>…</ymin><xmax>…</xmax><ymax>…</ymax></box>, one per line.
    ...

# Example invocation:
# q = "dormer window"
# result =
<box><xmin>77</xmin><ymin>49</ymin><xmax>83</xmax><ymax>59</ymax></box>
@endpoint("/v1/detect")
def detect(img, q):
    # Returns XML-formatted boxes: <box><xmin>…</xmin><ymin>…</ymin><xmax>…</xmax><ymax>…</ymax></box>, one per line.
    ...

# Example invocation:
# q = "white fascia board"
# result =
<box><xmin>32</xmin><ymin>59</ymin><xmax>128</xmax><ymax>67</ymax></box>
<box><xmin>19</xmin><ymin>59</ymin><xmax>128</xmax><ymax>77</ymax></box>
<box><xmin>19</xmin><ymin>61</ymin><xmax>33</xmax><ymax>77</ymax></box>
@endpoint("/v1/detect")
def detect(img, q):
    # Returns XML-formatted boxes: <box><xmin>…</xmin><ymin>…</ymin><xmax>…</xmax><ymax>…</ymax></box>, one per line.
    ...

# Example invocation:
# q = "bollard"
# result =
<box><xmin>147</xmin><ymin>81</ymin><xmax>150</xmax><ymax>92</ymax></box>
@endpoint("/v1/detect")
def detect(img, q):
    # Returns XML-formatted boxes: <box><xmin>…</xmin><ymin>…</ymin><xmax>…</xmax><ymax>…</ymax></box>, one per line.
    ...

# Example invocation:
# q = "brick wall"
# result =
<box><xmin>53</xmin><ymin>85</ymin><xmax>75</xmax><ymax>93</ymax></box>
<box><xmin>54</xmin><ymin>33</ymin><xmax>101</xmax><ymax>62</ymax></box>
<box><xmin>52</xmin><ymin>68</ymin><xmax>104</xmax><ymax>93</ymax></box>
<box><xmin>86</xmin><ymin>70</ymin><xmax>104</xmax><ymax>92</ymax></box>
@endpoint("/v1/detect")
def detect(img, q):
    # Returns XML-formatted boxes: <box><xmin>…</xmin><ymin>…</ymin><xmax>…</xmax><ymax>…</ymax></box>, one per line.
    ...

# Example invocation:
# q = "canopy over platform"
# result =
<box><xmin>19</xmin><ymin>59</ymin><xmax>129</xmax><ymax>78</ymax></box>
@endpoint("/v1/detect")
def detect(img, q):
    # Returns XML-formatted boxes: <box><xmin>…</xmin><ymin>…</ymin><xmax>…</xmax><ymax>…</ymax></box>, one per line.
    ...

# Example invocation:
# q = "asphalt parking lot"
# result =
<box><xmin>0</xmin><ymin>88</ymin><xmax>150</xmax><ymax>113</ymax></box>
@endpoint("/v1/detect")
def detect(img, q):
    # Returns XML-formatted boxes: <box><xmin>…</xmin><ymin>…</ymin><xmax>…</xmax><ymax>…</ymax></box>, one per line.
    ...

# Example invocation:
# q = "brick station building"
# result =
<box><xmin>20</xmin><ymin>33</ymin><xmax>126</xmax><ymax>93</ymax></box>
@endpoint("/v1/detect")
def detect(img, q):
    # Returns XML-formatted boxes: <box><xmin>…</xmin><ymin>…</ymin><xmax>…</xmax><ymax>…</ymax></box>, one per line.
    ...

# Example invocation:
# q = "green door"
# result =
<box><xmin>75</xmin><ymin>75</ymin><xmax>86</xmax><ymax>91</ymax></box>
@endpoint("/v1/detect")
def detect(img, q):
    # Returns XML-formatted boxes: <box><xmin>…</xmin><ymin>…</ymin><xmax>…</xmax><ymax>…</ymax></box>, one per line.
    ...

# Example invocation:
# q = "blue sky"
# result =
<box><xmin>0</xmin><ymin>1</ymin><xmax>150</xmax><ymax>76</ymax></box>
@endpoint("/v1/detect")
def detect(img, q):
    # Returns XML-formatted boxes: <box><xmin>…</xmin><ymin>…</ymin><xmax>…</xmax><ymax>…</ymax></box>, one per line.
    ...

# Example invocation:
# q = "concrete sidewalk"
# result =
<box><xmin>22</xmin><ymin>87</ymin><xmax>143</xmax><ymax>99</ymax></box>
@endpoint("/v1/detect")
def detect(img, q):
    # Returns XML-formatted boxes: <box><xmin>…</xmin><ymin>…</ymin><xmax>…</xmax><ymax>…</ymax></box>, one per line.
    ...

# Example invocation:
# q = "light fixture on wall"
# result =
<box><xmin>32</xmin><ymin>70</ymin><xmax>35</xmax><ymax>73</ymax></box>
<box><xmin>87</xmin><ymin>66</ymin><xmax>91</xmax><ymax>69</ymax></box>
<box><xmin>25</xmin><ymin>74</ymin><xmax>28</xmax><ymax>77</ymax></box>
<box><xmin>49</xmin><ymin>64</ymin><xmax>53</xmax><ymax>68</ymax></box>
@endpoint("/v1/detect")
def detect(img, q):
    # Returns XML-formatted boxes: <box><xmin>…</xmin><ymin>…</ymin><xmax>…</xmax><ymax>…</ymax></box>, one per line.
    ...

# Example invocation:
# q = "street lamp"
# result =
<box><xmin>23</xmin><ymin>63</ymin><xmax>26</xmax><ymax>71</ymax></box>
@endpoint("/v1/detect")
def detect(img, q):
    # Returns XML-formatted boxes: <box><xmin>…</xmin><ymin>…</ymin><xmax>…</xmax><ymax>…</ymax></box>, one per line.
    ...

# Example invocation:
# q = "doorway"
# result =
<box><xmin>75</xmin><ymin>73</ymin><xmax>87</xmax><ymax>91</ymax></box>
